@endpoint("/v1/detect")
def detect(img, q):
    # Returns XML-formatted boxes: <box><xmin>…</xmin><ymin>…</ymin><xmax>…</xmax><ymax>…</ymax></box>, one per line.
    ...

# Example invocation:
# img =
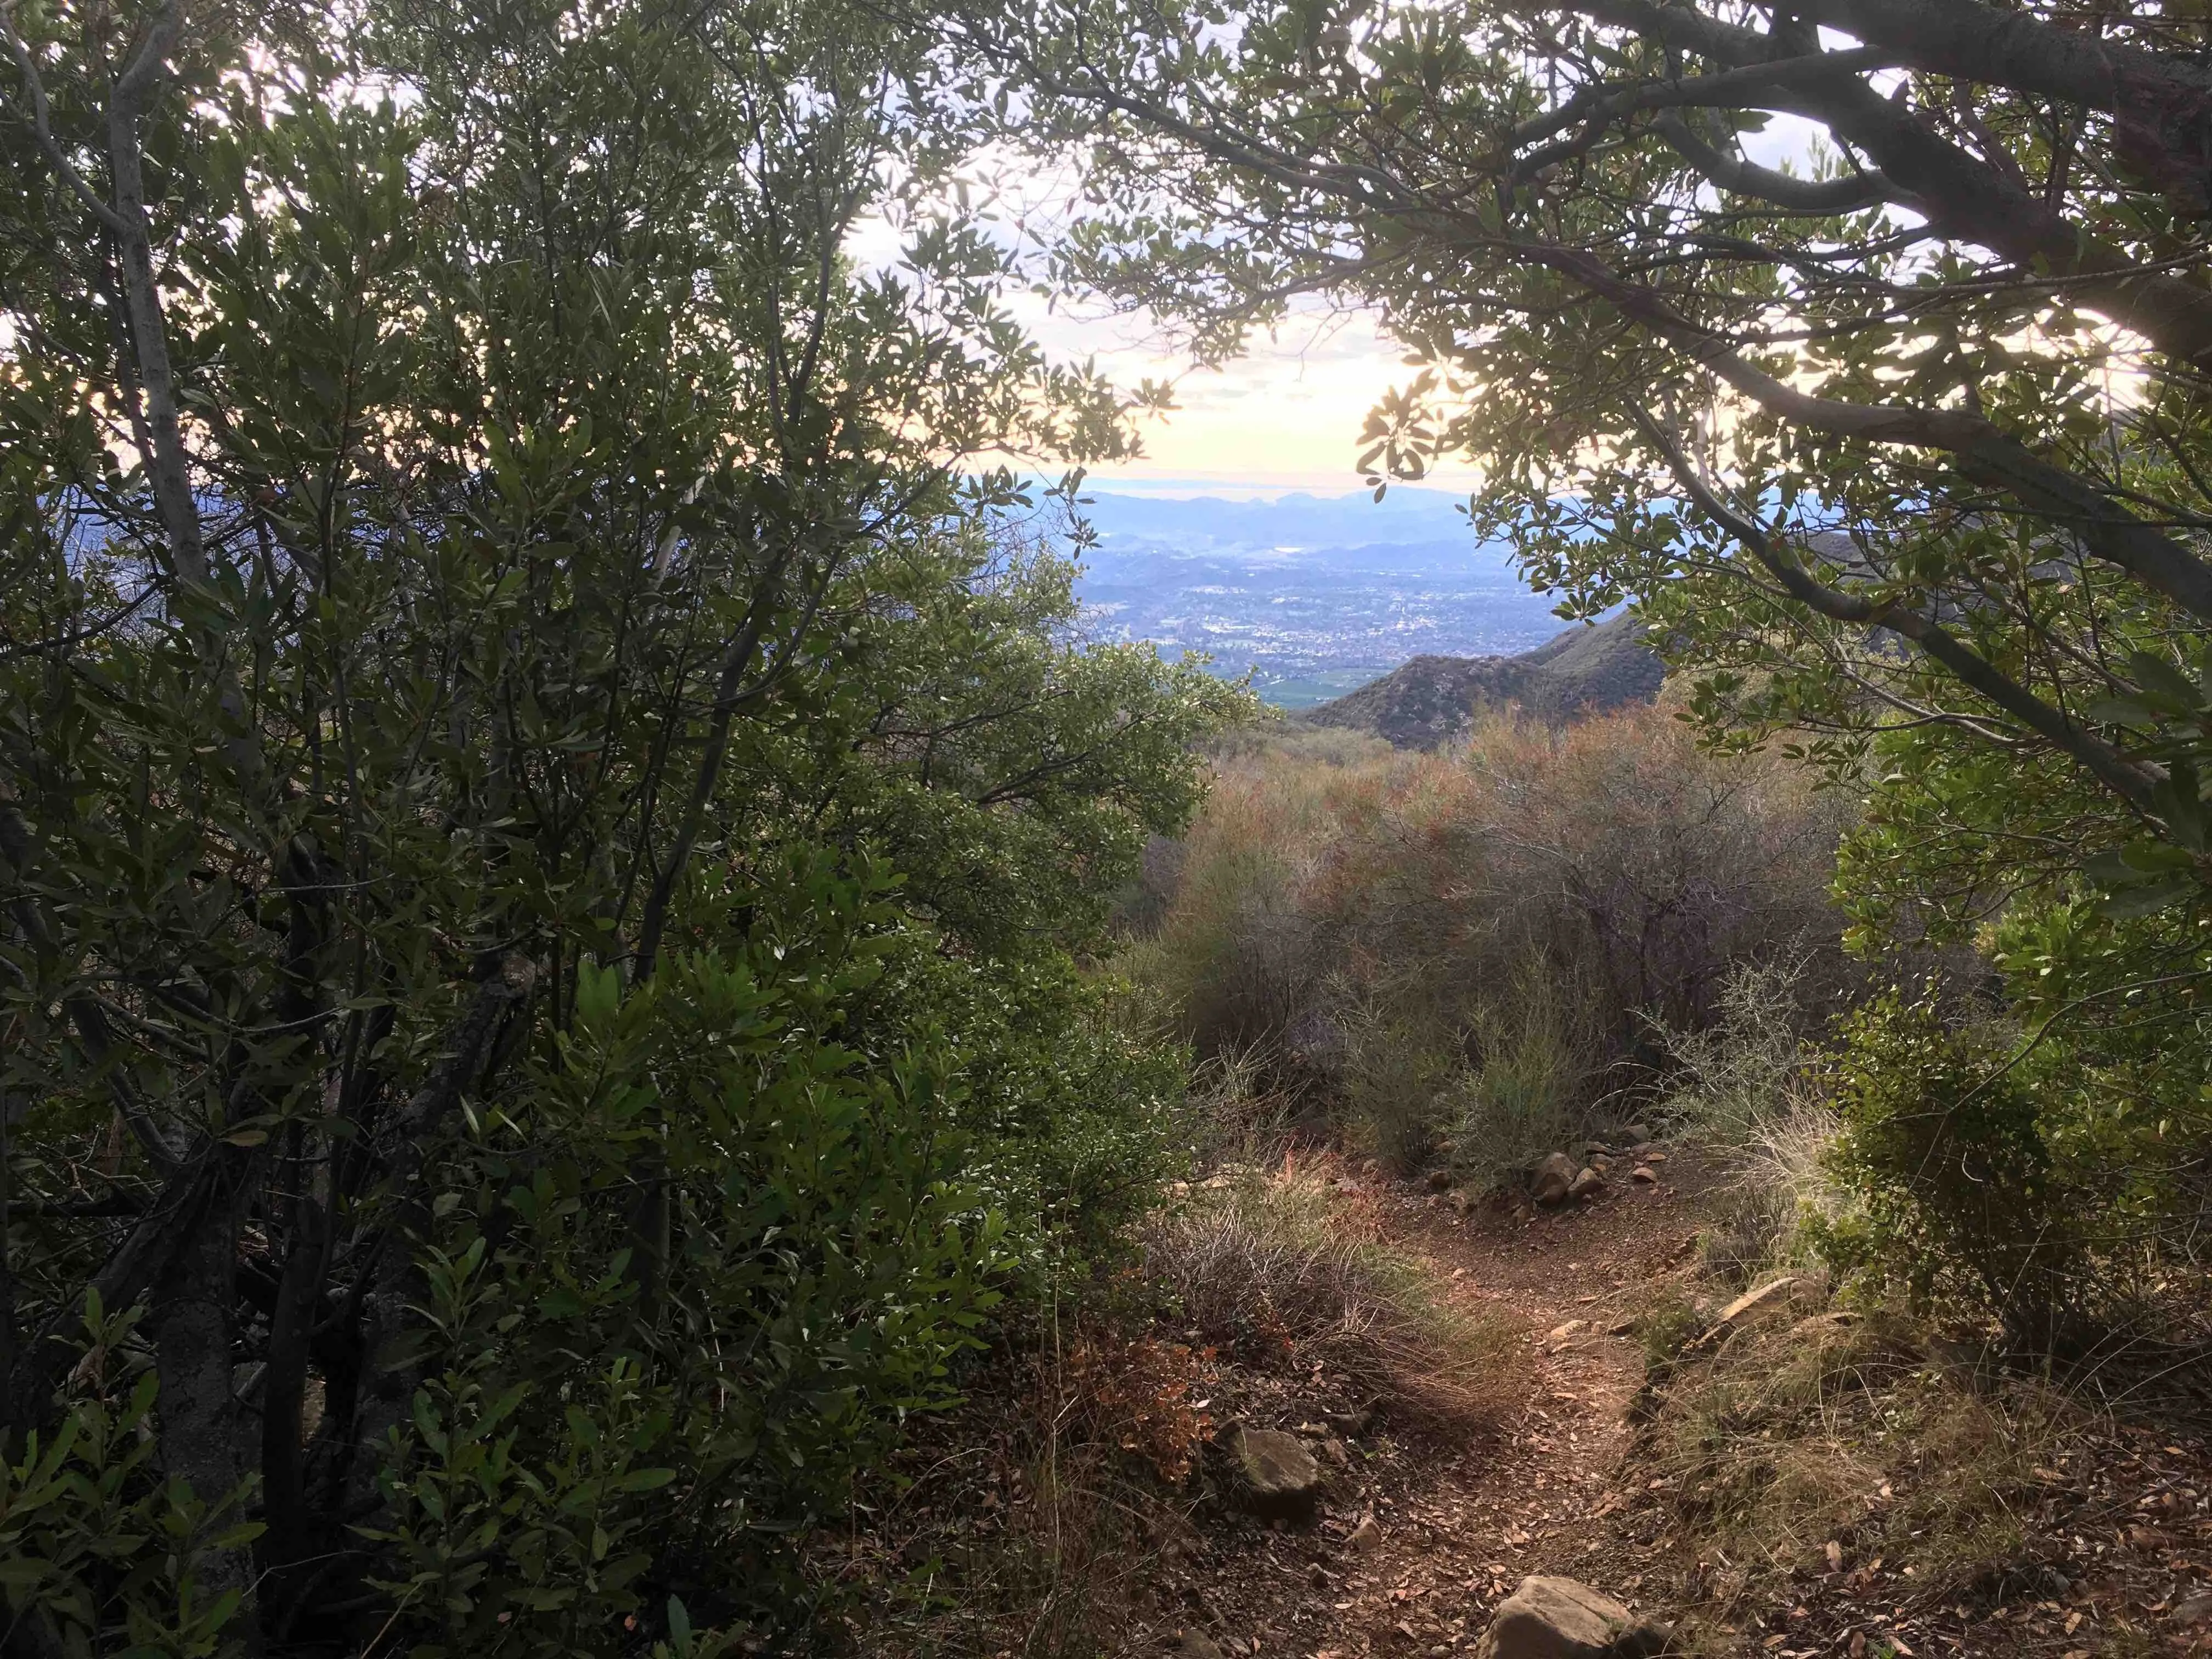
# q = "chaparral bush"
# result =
<box><xmin>0</xmin><ymin>0</ymin><xmax>1248</xmax><ymax>1650</ymax></box>
<box><xmin>1132</xmin><ymin>707</ymin><xmax>1848</xmax><ymax>1172</ymax></box>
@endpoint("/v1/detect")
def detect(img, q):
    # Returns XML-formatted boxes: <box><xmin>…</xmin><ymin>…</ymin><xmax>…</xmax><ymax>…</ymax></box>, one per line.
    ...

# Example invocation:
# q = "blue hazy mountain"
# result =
<box><xmin>1069</xmin><ymin>487</ymin><xmax>1572</xmax><ymax>708</ymax></box>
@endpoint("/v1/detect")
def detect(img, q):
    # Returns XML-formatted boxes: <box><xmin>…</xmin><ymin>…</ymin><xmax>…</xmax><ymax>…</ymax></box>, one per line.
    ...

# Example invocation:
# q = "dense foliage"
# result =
<box><xmin>975</xmin><ymin>0</ymin><xmax>2212</xmax><ymax>1330</ymax></box>
<box><xmin>0</xmin><ymin>0</ymin><xmax>1245</xmax><ymax>1650</ymax></box>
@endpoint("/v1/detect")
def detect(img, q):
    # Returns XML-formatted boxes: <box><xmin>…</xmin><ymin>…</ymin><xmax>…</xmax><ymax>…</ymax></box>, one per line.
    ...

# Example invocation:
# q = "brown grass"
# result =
<box><xmin>1144</xmin><ymin>1154</ymin><xmax>1523</xmax><ymax>1432</ymax></box>
<box><xmin>1623</xmin><ymin>1284</ymin><xmax>2106</xmax><ymax>1649</ymax></box>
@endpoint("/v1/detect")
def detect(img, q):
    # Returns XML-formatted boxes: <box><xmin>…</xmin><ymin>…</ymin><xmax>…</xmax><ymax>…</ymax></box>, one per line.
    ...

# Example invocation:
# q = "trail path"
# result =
<box><xmin>1155</xmin><ymin>1153</ymin><xmax>2212</xmax><ymax>1659</ymax></box>
<box><xmin>1166</xmin><ymin>1154</ymin><xmax>1718</xmax><ymax>1658</ymax></box>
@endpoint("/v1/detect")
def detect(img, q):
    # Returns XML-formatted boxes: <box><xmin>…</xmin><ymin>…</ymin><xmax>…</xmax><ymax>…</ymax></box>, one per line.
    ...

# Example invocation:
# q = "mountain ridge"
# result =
<box><xmin>1299</xmin><ymin>612</ymin><xmax>1662</xmax><ymax>747</ymax></box>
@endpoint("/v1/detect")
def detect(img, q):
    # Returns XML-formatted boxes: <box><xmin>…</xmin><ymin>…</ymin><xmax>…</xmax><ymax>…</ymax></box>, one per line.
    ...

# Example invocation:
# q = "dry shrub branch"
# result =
<box><xmin>1130</xmin><ymin>706</ymin><xmax>1852</xmax><ymax>1175</ymax></box>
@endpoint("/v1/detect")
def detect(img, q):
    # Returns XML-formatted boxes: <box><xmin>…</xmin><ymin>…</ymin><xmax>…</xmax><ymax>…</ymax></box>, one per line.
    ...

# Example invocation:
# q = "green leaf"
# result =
<box><xmin>2129</xmin><ymin>651</ymin><xmax>2203</xmax><ymax>712</ymax></box>
<box><xmin>2097</xmin><ymin>875</ymin><xmax>2198</xmax><ymax>919</ymax></box>
<box><xmin>2085</xmin><ymin>697</ymin><xmax>2156</xmax><ymax>730</ymax></box>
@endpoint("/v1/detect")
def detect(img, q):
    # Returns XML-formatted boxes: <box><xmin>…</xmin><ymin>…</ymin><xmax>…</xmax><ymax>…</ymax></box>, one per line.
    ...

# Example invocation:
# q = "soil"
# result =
<box><xmin>1126</xmin><ymin>1149</ymin><xmax>2212</xmax><ymax>1659</ymax></box>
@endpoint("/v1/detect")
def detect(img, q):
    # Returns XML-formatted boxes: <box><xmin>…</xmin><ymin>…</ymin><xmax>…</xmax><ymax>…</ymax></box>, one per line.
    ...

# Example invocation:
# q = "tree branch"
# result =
<box><xmin>0</xmin><ymin>9</ymin><xmax>131</xmax><ymax>236</ymax></box>
<box><xmin>1517</xmin><ymin>239</ymin><xmax>2212</xmax><ymax>628</ymax></box>
<box><xmin>1624</xmin><ymin>401</ymin><xmax>2164</xmax><ymax>818</ymax></box>
<box><xmin>1653</xmin><ymin>112</ymin><xmax>1904</xmax><ymax>213</ymax></box>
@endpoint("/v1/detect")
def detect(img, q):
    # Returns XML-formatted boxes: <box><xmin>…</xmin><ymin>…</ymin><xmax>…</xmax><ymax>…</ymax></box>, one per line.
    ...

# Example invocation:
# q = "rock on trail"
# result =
<box><xmin>1472</xmin><ymin>1576</ymin><xmax>1674</xmax><ymax>1658</ymax></box>
<box><xmin>1226</xmin><ymin>1424</ymin><xmax>1325</xmax><ymax>1518</ymax></box>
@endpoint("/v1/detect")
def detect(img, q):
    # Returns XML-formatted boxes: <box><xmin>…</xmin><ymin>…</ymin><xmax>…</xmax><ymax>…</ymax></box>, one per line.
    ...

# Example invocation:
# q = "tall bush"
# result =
<box><xmin>1133</xmin><ymin>708</ymin><xmax>1848</xmax><ymax>1168</ymax></box>
<box><xmin>0</xmin><ymin>0</ymin><xmax>1242</xmax><ymax>1648</ymax></box>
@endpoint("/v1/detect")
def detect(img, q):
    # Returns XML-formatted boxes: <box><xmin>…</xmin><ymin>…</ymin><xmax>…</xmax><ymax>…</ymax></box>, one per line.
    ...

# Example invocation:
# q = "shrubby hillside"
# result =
<box><xmin>1299</xmin><ymin>614</ymin><xmax>1663</xmax><ymax>748</ymax></box>
<box><xmin>1125</xmin><ymin>709</ymin><xmax>1853</xmax><ymax>1171</ymax></box>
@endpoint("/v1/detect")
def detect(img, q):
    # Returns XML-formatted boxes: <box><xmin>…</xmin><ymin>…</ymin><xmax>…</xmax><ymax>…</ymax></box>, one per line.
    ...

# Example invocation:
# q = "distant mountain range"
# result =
<box><xmin>1068</xmin><ymin>487</ymin><xmax>1579</xmax><ymax>707</ymax></box>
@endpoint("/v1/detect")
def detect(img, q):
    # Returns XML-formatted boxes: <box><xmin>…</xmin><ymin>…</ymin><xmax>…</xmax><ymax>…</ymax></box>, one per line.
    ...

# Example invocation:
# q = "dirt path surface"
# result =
<box><xmin>1147</xmin><ymin>1152</ymin><xmax>1720</xmax><ymax>1658</ymax></box>
<box><xmin>1136</xmin><ymin>1150</ymin><xmax>2212</xmax><ymax>1659</ymax></box>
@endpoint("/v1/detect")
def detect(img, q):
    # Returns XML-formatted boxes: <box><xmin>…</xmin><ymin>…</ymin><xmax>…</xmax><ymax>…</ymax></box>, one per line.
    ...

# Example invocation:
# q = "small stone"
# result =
<box><xmin>1322</xmin><ymin>1436</ymin><xmax>1351</xmax><ymax>1468</ymax></box>
<box><xmin>1614</xmin><ymin>1121</ymin><xmax>1651</xmax><ymax>1143</ymax></box>
<box><xmin>1568</xmin><ymin>1166</ymin><xmax>1605</xmax><ymax>1201</ymax></box>
<box><xmin>2174</xmin><ymin>1589</ymin><xmax>2212</xmax><ymax>1626</ymax></box>
<box><xmin>1630</xmin><ymin>1167</ymin><xmax>1658</xmax><ymax>1185</ymax></box>
<box><xmin>1226</xmin><ymin>1425</ymin><xmax>1323</xmax><ymax>1517</ymax></box>
<box><xmin>1174</xmin><ymin>1636</ymin><xmax>1226</xmax><ymax>1659</ymax></box>
<box><xmin>1429</xmin><ymin>1167</ymin><xmax>1455</xmax><ymax>1190</ymax></box>
<box><xmin>1347</xmin><ymin>1514</ymin><xmax>1385</xmax><ymax>1554</ymax></box>
<box><xmin>1531</xmin><ymin>1150</ymin><xmax>1578</xmax><ymax>1205</ymax></box>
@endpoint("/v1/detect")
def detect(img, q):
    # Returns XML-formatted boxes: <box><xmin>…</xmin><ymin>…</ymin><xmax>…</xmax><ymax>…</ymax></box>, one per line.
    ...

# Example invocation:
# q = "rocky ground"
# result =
<box><xmin>1121</xmin><ymin>1148</ymin><xmax>2212</xmax><ymax>1659</ymax></box>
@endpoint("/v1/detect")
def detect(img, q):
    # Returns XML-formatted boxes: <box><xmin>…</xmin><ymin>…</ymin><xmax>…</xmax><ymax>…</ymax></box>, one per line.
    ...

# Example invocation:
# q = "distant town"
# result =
<box><xmin>1070</xmin><ymin>487</ymin><xmax>1574</xmax><ymax>707</ymax></box>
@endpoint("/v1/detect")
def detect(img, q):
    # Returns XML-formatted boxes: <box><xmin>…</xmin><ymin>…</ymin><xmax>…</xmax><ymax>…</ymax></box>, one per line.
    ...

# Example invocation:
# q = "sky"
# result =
<box><xmin>966</xmin><ymin>114</ymin><xmax>1832</xmax><ymax>500</ymax></box>
<box><xmin>1028</xmin><ymin>296</ymin><xmax>1467</xmax><ymax>499</ymax></box>
<box><xmin>854</xmin><ymin>110</ymin><xmax>1833</xmax><ymax>501</ymax></box>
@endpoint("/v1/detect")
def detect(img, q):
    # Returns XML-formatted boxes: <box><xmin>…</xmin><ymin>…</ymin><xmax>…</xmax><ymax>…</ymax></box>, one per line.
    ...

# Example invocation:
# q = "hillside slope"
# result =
<box><xmin>1302</xmin><ymin>612</ymin><xmax>1661</xmax><ymax>747</ymax></box>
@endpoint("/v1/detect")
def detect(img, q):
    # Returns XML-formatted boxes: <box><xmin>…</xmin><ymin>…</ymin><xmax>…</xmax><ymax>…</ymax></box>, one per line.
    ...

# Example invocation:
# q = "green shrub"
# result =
<box><xmin>1339</xmin><ymin>1007</ymin><xmax>1459</xmax><ymax>1173</ymax></box>
<box><xmin>1443</xmin><ymin>990</ymin><xmax>1600</xmax><ymax>1186</ymax></box>
<box><xmin>0</xmin><ymin>1300</ymin><xmax>261</xmax><ymax>1659</ymax></box>
<box><xmin>0</xmin><ymin>0</ymin><xmax>1238</xmax><ymax>1639</ymax></box>
<box><xmin>1818</xmin><ymin>991</ymin><xmax>2076</xmax><ymax>1345</ymax></box>
<box><xmin>878</xmin><ymin>949</ymin><xmax>1192</xmax><ymax>1278</ymax></box>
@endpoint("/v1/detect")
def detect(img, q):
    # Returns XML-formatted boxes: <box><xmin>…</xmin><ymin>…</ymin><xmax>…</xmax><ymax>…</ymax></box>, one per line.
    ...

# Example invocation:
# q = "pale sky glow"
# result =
<box><xmin>854</xmin><ymin>104</ymin><xmax>1836</xmax><ymax>500</ymax></box>
<box><xmin>1025</xmin><ymin>296</ymin><xmax>1480</xmax><ymax>496</ymax></box>
<box><xmin>1006</xmin><ymin>111</ymin><xmax>1830</xmax><ymax>498</ymax></box>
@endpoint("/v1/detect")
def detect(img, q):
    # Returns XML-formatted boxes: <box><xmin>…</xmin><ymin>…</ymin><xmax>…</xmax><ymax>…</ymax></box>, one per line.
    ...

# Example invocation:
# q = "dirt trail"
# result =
<box><xmin>1166</xmin><ymin>1154</ymin><xmax>1719</xmax><ymax>1658</ymax></box>
<box><xmin>1156</xmin><ymin>1151</ymin><xmax>2212</xmax><ymax>1659</ymax></box>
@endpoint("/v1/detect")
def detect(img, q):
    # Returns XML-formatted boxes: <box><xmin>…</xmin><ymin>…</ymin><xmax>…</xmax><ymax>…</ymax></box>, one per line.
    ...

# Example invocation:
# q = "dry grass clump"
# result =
<box><xmin>833</xmin><ymin>1328</ymin><xmax>1192</xmax><ymax>1658</ymax></box>
<box><xmin>1656</xmin><ymin>959</ymin><xmax>1852</xmax><ymax>1285</ymax></box>
<box><xmin>1144</xmin><ymin>1157</ymin><xmax>1522</xmax><ymax>1431</ymax></box>
<box><xmin>1626</xmin><ymin>1288</ymin><xmax>2102</xmax><ymax>1643</ymax></box>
